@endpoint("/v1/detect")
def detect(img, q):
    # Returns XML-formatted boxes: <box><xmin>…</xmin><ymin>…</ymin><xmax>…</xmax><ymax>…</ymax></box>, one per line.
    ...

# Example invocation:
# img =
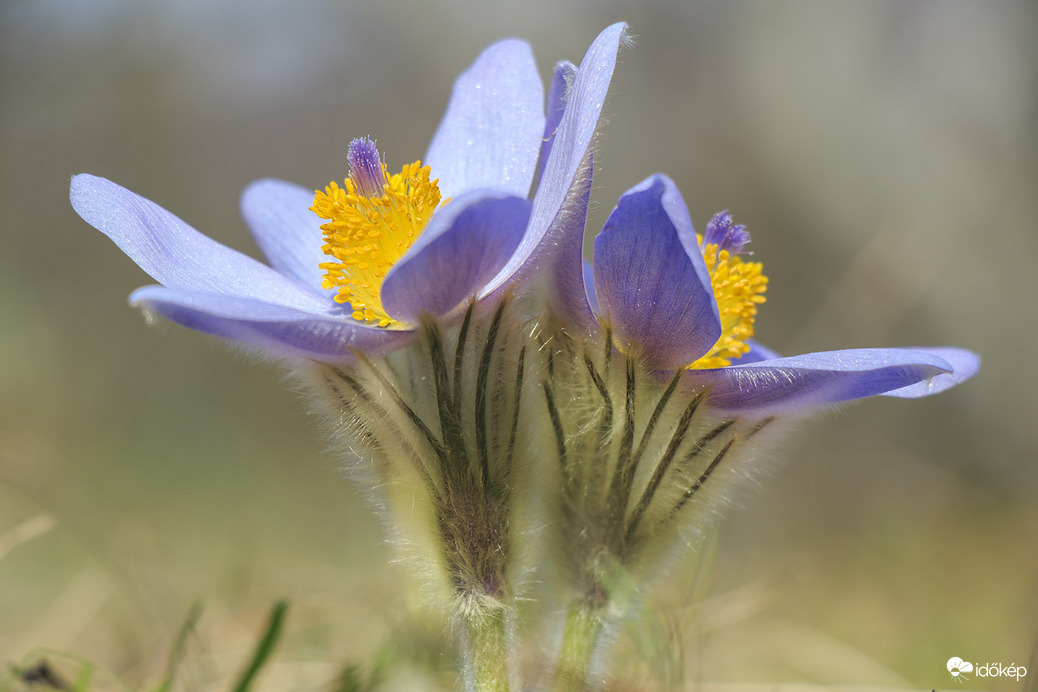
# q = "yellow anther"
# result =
<box><xmin>688</xmin><ymin>244</ymin><xmax>768</xmax><ymax>369</ymax></box>
<box><xmin>312</xmin><ymin>160</ymin><xmax>443</xmax><ymax>327</ymax></box>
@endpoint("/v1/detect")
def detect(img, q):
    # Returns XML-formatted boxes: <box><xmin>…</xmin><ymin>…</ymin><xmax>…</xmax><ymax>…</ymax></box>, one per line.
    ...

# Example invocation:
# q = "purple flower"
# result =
<box><xmin>582</xmin><ymin>173</ymin><xmax>978</xmax><ymax>418</ymax></box>
<box><xmin>69</xmin><ymin>26</ymin><xmax>981</xmax><ymax>689</ymax></box>
<box><xmin>71</xmin><ymin>22</ymin><xmax>977</xmax><ymax>418</ymax></box>
<box><xmin>71</xmin><ymin>24</ymin><xmax>628</xmax><ymax>362</ymax></box>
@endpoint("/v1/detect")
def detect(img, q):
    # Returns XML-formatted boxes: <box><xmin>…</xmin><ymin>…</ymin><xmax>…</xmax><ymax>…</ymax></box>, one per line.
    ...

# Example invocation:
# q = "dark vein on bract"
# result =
<box><xmin>332</xmin><ymin>366</ymin><xmax>439</xmax><ymax>494</ymax></box>
<box><xmin>475</xmin><ymin>300</ymin><xmax>507</xmax><ymax>492</ymax></box>
<box><xmin>671</xmin><ymin>437</ymin><xmax>736</xmax><ymax>517</ymax></box>
<box><xmin>504</xmin><ymin>345</ymin><xmax>527</xmax><ymax>473</ymax></box>
<box><xmin>583</xmin><ymin>352</ymin><xmax>613</xmax><ymax>472</ymax></box>
<box><xmin>542</xmin><ymin>380</ymin><xmax>567</xmax><ymax>470</ymax></box>
<box><xmin>623</xmin><ymin>392</ymin><xmax>706</xmax><ymax>543</ymax></box>
<box><xmin>742</xmin><ymin>417</ymin><xmax>775</xmax><ymax>441</ymax></box>
<box><xmin>425</xmin><ymin>320</ymin><xmax>468</xmax><ymax>479</ymax></box>
<box><xmin>452</xmin><ymin>303</ymin><xmax>474</xmax><ymax>410</ymax></box>
<box><xmin>630</xmin><ymin>371</ymin><xmax>683</xmax><ymax>475</ymax></box>
<box><xmin>354</xmin><ymin>352</ymin><xmax>448</xmax><ymax>468</ymax></box>
<box><xmin>678</xmin><ymin>419</ymin><xmax>735</xmax><ymax>468</ymax></box>
<box><xmin>604</xmin><ymin>359</ymin><xmax>637</xmax><ymax>532</ymax></box>
<box><xmin>322</xmin><ymin>372</ymin><xmax>382</xmax><ymax>455</ymax></box>
<box><xmin>669</xmin><ymin>417</ymin><xmax>771</xmax><ymax>519</ymax></box>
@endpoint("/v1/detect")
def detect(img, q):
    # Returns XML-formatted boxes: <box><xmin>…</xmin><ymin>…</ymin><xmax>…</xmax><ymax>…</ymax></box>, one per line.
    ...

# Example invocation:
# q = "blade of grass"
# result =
<box><xmin>72</xmin><ymin>663</ymin><xmax>93</xmax><ymax>692</ymax></box>
<box><xmin>150</xmin><ymin>602</ymin><xmax>203</xmax><ymax>692</ymax></box>
<box><xmin>230</xmin><ymin>600</ymin><xmax>289</xmax><ymax>692</ymax></box>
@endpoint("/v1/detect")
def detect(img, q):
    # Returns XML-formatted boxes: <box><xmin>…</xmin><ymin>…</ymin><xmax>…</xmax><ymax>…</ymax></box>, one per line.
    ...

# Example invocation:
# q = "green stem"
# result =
<box><xmin>465</xmin><ymin>605</ymin><xmax>511</xmax><ymax>692</ymax></box>
<box><xmin>551</xmin><ymin>603</ymin><xmax>605</xmax><ymax>692</ymax></box>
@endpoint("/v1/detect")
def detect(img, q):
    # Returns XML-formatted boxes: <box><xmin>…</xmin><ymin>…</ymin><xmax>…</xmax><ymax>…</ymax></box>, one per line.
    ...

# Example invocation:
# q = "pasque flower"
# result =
<box><xmin>531</xmin><ymin>170</ymin><xmax>978</xmax><ymax>692</ymax></box>
<box><xmin>69</xmin><ymin>24</ymin><xmax>626</xmax><ymax>364</ymax></box>
<box><xmin>583</xmin><ymin>173</ymin><xmax>978</xmax><ymax>417</ymax></box>
<box><xmin>68</xmin><ymin>20</ymin><xmax>975</xmax><ymax>415</ymax></box>
<box><xmin>72</xmin><ymin>21</ymin><xmax>977</xmax><ymax>692</ymax></box>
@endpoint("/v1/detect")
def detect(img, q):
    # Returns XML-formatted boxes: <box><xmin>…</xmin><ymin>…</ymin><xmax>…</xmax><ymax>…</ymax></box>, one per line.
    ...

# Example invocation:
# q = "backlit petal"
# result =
<box><xmin>687</xmin><ymin>348</ymin><xmax>955</xmax><ymax>418</ymax></box>
<box><xmin>881</xmin><ymin>347</ymin><xmax>980</xmax><ymax>398</ymax></box>
<box><xmin>381</xmin><ymin>191</ymin><xmax>531</xmax><ymax>323</ymax></box>
<box><xmin>72</xmin><ymin>174</ymin><xmax>327</xmax><ymax>313</ymax></box>
<box><xmin>240</xmin><ymin>178</ymin><xmax>332</xmax><ymax>293</ymax></box>
<box><xmin>481</xmin><ymin>22</ymin><xmax>627</xmax><ymax>298</ymax></box>
<box><xmin>425</xmin><ymin>38</ymin><xmax>545</xmax><ymax>200</ymax></box>
<box><xmin>537</xmin><ymin>60</ymin><xmax>577</xmax><ymax>183</ymax></box>
<box><xmin>130</xmin><ymin>285</ymin><xmax>405</xmax><ymax>362</ymax></box>
<box><xmin>594</xmin><ymin>174</ymin><xmax>721</xmax><ymax>370</ymax></box>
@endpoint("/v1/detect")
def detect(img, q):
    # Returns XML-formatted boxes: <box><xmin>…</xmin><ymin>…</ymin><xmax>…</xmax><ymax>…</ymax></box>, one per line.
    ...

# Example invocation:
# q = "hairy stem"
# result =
<box><xmin>465</xmin><ymin>605</ymin><xmax>511</xmax><ymax>692</ymax></box>
<box><xmin>551</xmin><ymin>602</ymin><xmax>605</xmax><ymax>692</ymax></box>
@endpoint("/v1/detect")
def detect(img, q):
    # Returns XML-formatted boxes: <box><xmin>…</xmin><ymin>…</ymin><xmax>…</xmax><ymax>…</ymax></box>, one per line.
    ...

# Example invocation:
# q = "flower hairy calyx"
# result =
<box><xmin>307</xmin><ymin>298</ymin><xmax>529</xmax><ymax>620</ymax></box>
<box><xmin>689</xmin><ymin>214</ymin><xmax>768</xmax><ymax>369</ymax></box>
<box><xmin>312</xmin><ymin>137</ymin><xmax>445</xmax><ymax>327</ymax></box>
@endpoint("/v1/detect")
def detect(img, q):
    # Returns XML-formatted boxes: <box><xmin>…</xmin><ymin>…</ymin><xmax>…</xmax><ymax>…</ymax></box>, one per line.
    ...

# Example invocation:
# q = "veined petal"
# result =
<box><xmin>481</xmin><ymin>22</ymin><xmax>627</xmax><ymax>298</ymax></box>
<box><xmin>537</xmin><ymin>60</ymin><xmax>577</xmax><ymax>183</ymax></box>
<box><xmin>593</xmin><ymin>174</ymin><xmax>721</xmax><ymax>370</ymax></box>
<box><xmin>548</xmin><ymin>154</ymin><xmax>597</xmax><ymax>329</ymax></box>
<box><xmin>881</xmin><ymin>347</ymin><xmax>980</xmax><ymax>398</ymax></box>
<box><xmin>241</xmin><ymin>178</ymin><xmax>332</xmax><ymax>293</ymax></box>
<box><xmin>71</xmin><ymin>174</ymin><xmax>328</xmax><ymax>313</ymax></box>
<box><xmin>425</xmin><ymin>38</ymin><xmax>545</xmax><ymax>200</ymax></box>
<box><xmin>130</xmin><ymin>285</ymin><xmax>406</xmax><ymax>362</ymax></box>
<box><xmin>381</xmin><ymin>191</ymin><xmax>531</xmax><ymax>323</ymax></box>
<box><xmin>508</xmin><ymin>152</ymin><xmax>597</xmax><ymax>330</ymax></box>
<box><xmin>687</xmin><ymin>348</ymin><xmax>955</xmax><ymax>418</ymax></box>
<box><xmin>482</xmin><ymin>60</ymin><xmax>594</xmax><ymax>331</ymax></box>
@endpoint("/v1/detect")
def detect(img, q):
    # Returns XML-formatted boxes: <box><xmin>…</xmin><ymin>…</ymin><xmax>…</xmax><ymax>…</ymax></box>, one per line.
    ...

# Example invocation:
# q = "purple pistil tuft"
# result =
<box><xmin>703</xmin><ymin>211</ymin><xmax>751</xmax><ymax>254</ymax></box>
<box><xmin>347</xmin><ymin>137</ymin><xmax>385</xmax><ymax>198</ymax></box>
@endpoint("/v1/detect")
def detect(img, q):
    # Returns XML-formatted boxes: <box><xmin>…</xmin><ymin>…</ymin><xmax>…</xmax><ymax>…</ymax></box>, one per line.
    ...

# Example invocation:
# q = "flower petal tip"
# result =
<box><xmin>882</xmin><ymin>347</ymin><xmax>980</xmax><ymax>398</ymax></box>
<box><xmin>690</xmin><ymin>348</ymin><xmax>968</xmax><ymax>418</ymax></box>
<box><xmin>424</xmin><ymin>36</ymin><xmax>545</xmax><ymax>201</ymax></box>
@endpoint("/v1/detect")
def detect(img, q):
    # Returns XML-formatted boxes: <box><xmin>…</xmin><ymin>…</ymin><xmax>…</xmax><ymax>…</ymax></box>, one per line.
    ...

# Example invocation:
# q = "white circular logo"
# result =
<box><xmin>947</xmin><ymin>657</ymin><xmax>974</xmax><ymax>681</ymax></box>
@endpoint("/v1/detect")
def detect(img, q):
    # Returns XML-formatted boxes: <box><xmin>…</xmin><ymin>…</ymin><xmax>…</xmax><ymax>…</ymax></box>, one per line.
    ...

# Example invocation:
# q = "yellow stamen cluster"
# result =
<box><xmin>688</xmin><ymin>244</ymin><xmax>768</xmax><ymax>369</ymax></box>
<box><xmin>312</xmin><ymin>161</ymin><xmax>443</xmax><ymax>327</ymax></box>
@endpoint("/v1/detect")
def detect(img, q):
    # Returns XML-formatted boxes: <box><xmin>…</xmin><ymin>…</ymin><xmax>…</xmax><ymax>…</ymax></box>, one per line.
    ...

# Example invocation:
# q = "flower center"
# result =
<box><xmin>311</xmin><ymin>137</ymin><xmax>444</xmax><ymax>327</ymax></box>
<box><xmin>688</xmin><ymin>212</ymin><xmax>768</xmax><ymax>369</ymax></box>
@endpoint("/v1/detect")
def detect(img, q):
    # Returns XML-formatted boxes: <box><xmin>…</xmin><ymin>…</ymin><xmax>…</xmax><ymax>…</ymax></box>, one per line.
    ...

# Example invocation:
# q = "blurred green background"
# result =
<box><xmin>1</xmin><ymin>1</ymin><xmax>1035</xmax><ymax>690</ymax></box>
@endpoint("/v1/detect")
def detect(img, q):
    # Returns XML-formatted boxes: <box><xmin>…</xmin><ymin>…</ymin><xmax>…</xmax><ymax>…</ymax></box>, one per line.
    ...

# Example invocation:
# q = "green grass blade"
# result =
<box><xmin>230</xmin><ymin>600</ymin><xmax>289</xmax><ymax>692</ymax></box>
<box><xmin>150</xmin><ymin>601</ymin><xmax>203</xmax><ymax>692</ymax></box>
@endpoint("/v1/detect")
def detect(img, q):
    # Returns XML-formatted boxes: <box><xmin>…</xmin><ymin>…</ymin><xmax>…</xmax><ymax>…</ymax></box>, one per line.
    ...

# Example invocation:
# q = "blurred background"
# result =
<box><xmin>1</xmin><ymin>0</ymin><xmax>1035</xmax><ymax>689</ymax></box>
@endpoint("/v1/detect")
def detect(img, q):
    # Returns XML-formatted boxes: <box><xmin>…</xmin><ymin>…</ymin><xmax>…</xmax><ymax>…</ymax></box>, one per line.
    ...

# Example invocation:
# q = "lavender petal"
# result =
<box><xmin>381</xmin><ymin>191</ymin><xmax>531</xmax><ymax>323</ymax></box>
<box><xmin>687</xmin><ymin>348</ymin><xmax>956</xmax><ymax>418</ymax></box>
<box><xmin>240</xmin><ymin>177</ymin><xmax>332</xmax><ymax>294</ymax></box>
<box><xmin>72</xmin><ymin>174</ymin><xmax>327</xmax><ymax>313</ymax></box>
<box><xmin>594</xmin><ymin>174</ymin><xmax>721</xmax><ymax>370</ymax></box>
<box><xmin>130</xmin><ymin>285</ymin><xmax>406</xmax><ymax>362</ymax></box>
<box><xmin>424</xmin><ymin>38</ymin><xmax>545</xmax><ymax>200</ymax></box>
